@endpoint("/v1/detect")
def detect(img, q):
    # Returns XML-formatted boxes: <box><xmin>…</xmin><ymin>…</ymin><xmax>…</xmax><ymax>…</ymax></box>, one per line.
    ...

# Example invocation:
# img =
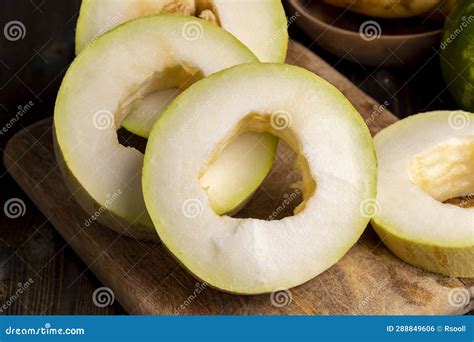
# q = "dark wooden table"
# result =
<box><xmin>0</xmin><ymin>0</ymin><xmax>466</xmax><ymax>315</ymax></box>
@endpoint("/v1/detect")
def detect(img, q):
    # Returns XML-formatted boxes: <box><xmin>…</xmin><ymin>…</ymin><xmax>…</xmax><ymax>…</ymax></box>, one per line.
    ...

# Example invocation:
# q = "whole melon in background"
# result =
<box><xmin>440</xmin><ymin>0</ymin><xmax>474</xmax><ymax>111</ymax></box>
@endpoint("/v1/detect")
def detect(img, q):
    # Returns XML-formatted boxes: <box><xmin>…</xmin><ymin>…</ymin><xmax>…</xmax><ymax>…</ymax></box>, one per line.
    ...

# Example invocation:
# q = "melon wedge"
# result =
<box><xmin>372</xmin><ymin>111</ymin><xmax>474</xmax><ymax>277</ymax></box>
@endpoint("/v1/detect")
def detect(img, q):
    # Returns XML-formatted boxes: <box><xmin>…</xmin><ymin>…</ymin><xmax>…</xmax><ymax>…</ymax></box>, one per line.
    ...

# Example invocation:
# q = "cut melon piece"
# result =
<box><xmin>76</xmin><ymin>0</ymin><xmax>289</xmax><ymax>138</ymax></box>
<box><xmin>143</xmin><ymin>63</ymin><xmax>377</xmax><ymax>293</ymax></box>
<box><xmin>75</xmin><ymin>0</ymin><xmax>288</xmax><ymax>63</ymax></box>
<box><xmin>372</xmin><ymin>111</ymin><xmax>474</xmax><ymax>277</ymax></box>
<box><xmin>54</xmin><ymin>15</ymin><xmax>277</xmax><ymax>240</ymax></box>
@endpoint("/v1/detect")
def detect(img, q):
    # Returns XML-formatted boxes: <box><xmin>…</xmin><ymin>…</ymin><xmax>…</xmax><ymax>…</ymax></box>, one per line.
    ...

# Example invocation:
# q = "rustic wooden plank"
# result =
<box><xmin>0</xmin><ymin>199</ymin><xmax>124</xmax><ymax>315</ymax></box>
<box><xmin>3</xmin><ymin>41</ymin><xmax>472</xmax><ymax>315</ymax></box>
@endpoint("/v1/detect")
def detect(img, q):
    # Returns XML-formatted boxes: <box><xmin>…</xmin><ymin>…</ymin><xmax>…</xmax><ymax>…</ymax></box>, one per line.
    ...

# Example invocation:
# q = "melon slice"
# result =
<box><xmin>54</xmin><ymin>15</ymin><xmax>279</xmax><ymax>240</ymax></box>
<box><xmin>143</xmin><ymin>63</ymin><xmax>377</xmax><ymax>293</ymax></box>
<box><xmin>372</xmin><ymin>111</ymin><xmax>474</xmax><ymax>277</ymax></box>
<box><xmin>75</xmin><ymin>0</ymin><xmax>288</xmax><ymax>63</ymax></box>
<box><xmin>75</xmin><ymin>0</ymin><xmax>289</xmax><ymax>138</ymax></box>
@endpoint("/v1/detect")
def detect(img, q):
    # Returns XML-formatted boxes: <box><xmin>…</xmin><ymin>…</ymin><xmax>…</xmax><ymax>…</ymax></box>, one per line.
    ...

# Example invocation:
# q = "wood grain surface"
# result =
<box><xmin>4</xmin><ymin>41</ymin><xmax>473</xmax><ymax>315</ymax></box>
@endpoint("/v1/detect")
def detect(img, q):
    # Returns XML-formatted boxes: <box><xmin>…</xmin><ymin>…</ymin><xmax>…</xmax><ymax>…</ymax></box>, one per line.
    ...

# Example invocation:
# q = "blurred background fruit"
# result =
<box><xmin>440</xmin><ymin>0</ymin><xmax>474</xmax><ymax>111</ymax></box>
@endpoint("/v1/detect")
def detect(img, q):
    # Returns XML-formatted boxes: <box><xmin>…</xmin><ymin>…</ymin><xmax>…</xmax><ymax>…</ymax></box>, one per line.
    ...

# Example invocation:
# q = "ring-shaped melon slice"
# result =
<box><xmin>143</xmin><ymin>63</ymin><xmax>377</xmax><ymax>293</ymax></box>
<box><xmin>54</xmin><ymin>15</ymin><xmax>270</xmax><ymax>239</ymax></box>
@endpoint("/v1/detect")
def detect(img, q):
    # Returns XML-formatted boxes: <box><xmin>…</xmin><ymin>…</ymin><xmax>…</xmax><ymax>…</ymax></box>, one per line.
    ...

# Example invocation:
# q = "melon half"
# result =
<box><xmin>143</xmin><ymin>63</ymin><xmax>377</xmax><ymax>293</ymax></box>
<box><xmin>372</xmin><ymin>111</ymin><xmax>474</xmax><ymax>277</ymax></box>
<box><xmin>54</xmin><ymin>16</ymin><xmax>278</xmax><ymax>239</ymax></box>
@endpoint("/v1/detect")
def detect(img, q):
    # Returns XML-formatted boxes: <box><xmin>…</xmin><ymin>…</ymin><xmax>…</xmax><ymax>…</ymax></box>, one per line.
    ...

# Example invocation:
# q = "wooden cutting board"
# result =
<box><xmin>4</xmin><ymin>41</ymin><xmax>473</xmax><ymax>315</ymax></box>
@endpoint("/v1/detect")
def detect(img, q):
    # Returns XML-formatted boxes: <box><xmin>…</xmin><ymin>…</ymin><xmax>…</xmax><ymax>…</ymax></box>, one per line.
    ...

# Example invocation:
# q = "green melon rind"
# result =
<box><xmin>371</xmin><ymin>219</ymin><xmax>474</xmax><ymax>277</ymax></box>
<box><xmin>122</xmin><ymin>115</ymin><xmax>153</xmax><ymax>138</ymax></box>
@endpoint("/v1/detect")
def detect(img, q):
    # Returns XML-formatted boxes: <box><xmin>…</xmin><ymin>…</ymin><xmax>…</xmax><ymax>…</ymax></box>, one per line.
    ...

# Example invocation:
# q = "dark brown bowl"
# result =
<box><xmin>287</xmin><ymin>0</ymin><xmax>444</xmax><ymax>67</ymax></box>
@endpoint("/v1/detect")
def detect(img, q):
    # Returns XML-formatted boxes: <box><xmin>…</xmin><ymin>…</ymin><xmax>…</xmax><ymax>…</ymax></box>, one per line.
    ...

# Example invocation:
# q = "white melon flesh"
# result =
<box><xmin>55</xmin><ymin>16</ymin><xmax>267</xmax><ymax>239</ymax></box>
<box><xmin>372</xmin><ymin>111</ymin><xmax>474</xmax><ymax>277</ymax></box>
<box><xmin>143</xmin><ymin>63</ymin><xmax>377</xmax><ymax>293</ymax></box>
<box><xmin>75</xmin><ymin>0</ymin><xmax>288</xmax><ymax>63</ymax></box>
